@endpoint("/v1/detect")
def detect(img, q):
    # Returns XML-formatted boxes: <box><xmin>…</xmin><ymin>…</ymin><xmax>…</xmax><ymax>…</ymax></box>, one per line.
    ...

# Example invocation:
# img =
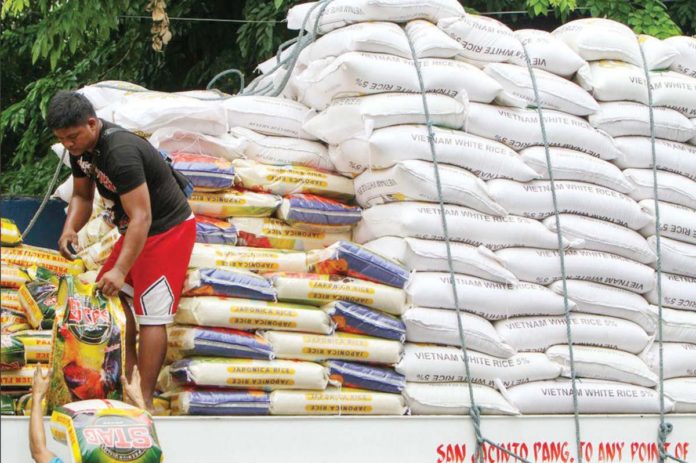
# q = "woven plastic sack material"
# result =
<box><xmin>652</xmin><ymin>306</ymin><xmax>696</xmax><ymax>344</ymax></box>
<box><xmin>1</xmin><ymin>289</ymin><xmax>20</xmax><ymax>311</ymax></box>
<box><xmin>613</xmin><ymin>137</ymin><xmax>696</xmax><ymax>181</ymax></box>
<box><xmin>665</xmin><ymin>36</ymin><xmax>696</xmax><ymax>78</ymax></box>
<box><xmin>495</xmin><ymin>248</ymin><xmax>655</xmax><ymax>294</ymax></box>
<box><xmin>277</xmin><ymin>194</ymin><xmax>361</xmax><ymax>229</ymax></box>
<box><xmin>76</xmin><ymin>214</ymin><xmax>114</xmax><ymax>251</ymax></box>
<box><xmin>1</xmin><ymin>218</ymin><xmax>22</xmax><ymax>247</ymax></box>
<box><xmin>188</xmin><ymin>189</ymin><xmax>281</xmax><ymax>219</ymax></box>
<box><xmin>639</xmin><ymin>200</ymin><xmax>696</xmax><ymax>245</ymax></box>
<box><xmin>232</xmin><ymin>217</ymin><xmax>349</xmax><ymax>251</ymax></box>
<box><xmin>0</xmin><ymin>363</ymin><xmax>36</xmax><ymax>389</ymax></box>
<box><xmin>176</xmin><ymin>296</ymin><xmax>332</xmax><ymax>334</ymax></box>
<box><xmin>511</xmin><ymin>29</ymin><xmax>586</xmax><ymax>78</ymax></box>
<box><xmin>577</xmin><ymin>62</ymin><xmax>696</xmax><ymax>118</ymax></box>
<box><xmin>405</xmin><ymin>382</ymin><xmax>519</xmax><ymax>415</ymax></box>
<box><xmin>354</xmin><ymin>202</ymin><xmax>576</xmax><ymax>251</ymax></box>
<box><xmin>641</xmin><ymin>343</ymin><xmax>696</xmax><ymax>379</ymax></box>
<box><xmin>263</xmin><ymin>331</ymin><xmax>402</xmax><ymax>365</ymax></box>
<box><xmin>166</xmin><ymin>326</ymin><xmax>274</xmax><ymax>363</ymax></box>
<box><xmin>169</xmin><ymin>152</ymin><xmax>235</xmax><ymax>191</ymax></box>
<box><xmin>78</xmin><ymin>227</ymin><xmax>120</xmax><ymax>271</ymax></box>
<box><xmin>149</xmin><ymin>127</ymin><xmax>245</xmax><ymax>161</ymax></box>
<box><xmin>549</xmin><ymin>280</ymin><xmax>656</xmax><ymax>334</ymax></box>
<box><xmin>625</xmin><ymin>168</ymin><xmax>696</xmax><ymax>210</ymax></box>
<box><xmin>0</xmin><ymin>307</ymin><xmax>31</xmax><ymax>334</ymax></box>
<box><xmin>14</xmin><ymin>330</ymin><xmax>52</xmax><ymax>364</ymax></box>
<box><xmin>396</xmin><ymin>344</ymin><xmax>560</xmax><ymax>387</ymax></box>
<box><xmin>405</xmin><ymin>19</ymin><xmax>469</xmax><ymax>58</ymax></box>
<box><xmin>194</xmin><ymin>215</ymin><xmax>237</xmax><ymax>246</ymax></box>
<box><xmin>664</xmin><ymin>378</ymin><xmax>696</xmax><ymax>413</ymax></box>
<box><xmin>170</xmin><ymin>389</ymin><xmax>270</xmax><ymax>416</ymax></box>
<box><xmin>589</xmin><ymin>102</ymin><xmax>696</xmax><ymax>142</ymax></box>
<box><xmin>221</xmin><ymin>96</ymin><xmax>317</xmax><ymax>140</ymax></box>
<box><xmin>269</xmin><ymin>273</ymin><xmax>407</xmax><ymax>315</ymax></box>
<box><xmin>323</xmin><ymin>301</ymin><xmax>405</xmax><ymax>341</ymax></box>
<box><xmin>648</xmin><ymin>236</ymin><xmax>696</xmax><ymax>277</ymax></box>
<box><xmin>520</xmin><ymin>147</ymin><xmax>633</xmax><ymax>193</ymax></box>
<box><xmin>645</xmin><ymin>273</ymin><xmax>696</xmax><ymax>311</ymax></box>
<box><xmin>1</xmin><ymin>245</ymin><xmax>84</xmax><ymax>276</ymax></box>
<box><xmin>354</xmin><ymin>160</ymin><xmax>506</xmax><ymax>216</ymax></box>
<box><xmin>287</xmin><ymin>0</ymin><xmax>464</xmax><ymax>33</ymax></box>
<box><xmin>402</xmin><ymin>307</ymin><xmax>516</xmax><ymax>358</ymax></box>
<box><xmin>189</xmin><ymin>243</ymin><xmax>306</xmax><ymax>273</ymax></box>
<box><xmin>326</xmin><ymin>360</ymin><xmax>405</xmax><ymax>393</ymax></box>
<box><xmin>1</xmin><ymin>334</ymin><xmax>24</xmax><ymax>370</ymax></box>
<box><xmin>18</xmin><ymin>268</ymin><xmax>59</xmax><ymax>329</ymax></box>
<box><xmin>303</xmin><ymin>93</ymin><xmax>467</xmax><ymax>145</ymax></box>
<box><xmin>407</xmin><ymin>272</ymin><xmax>571</xmax><ymax>320</ymax></box>
<box><xmin>1</xmin><ymin>264</ymin><xmax>30</xmax><ymax>289</ymax></box>
<box><xmin>437</xmin><ymin>15</ymin><xmax>523</xmax><ymax>65</ymax></box>
<box><xmin>169</xmin><ymin>358</ymin><xmax>328</xmax><ymax>391</ymax></box>
<box><xmin>691</xmin><ymin>119</ymin><xmax>696</xmax><ymax>145</ymax></box>
<box><xmin>78</xmin><ymin>80</ymin><xmax>147</xmax><ymax>110</ymax></box>
<box><xmin>307</xmin><ymin>241</ymin><xmax>410</xmax><ymax>288</ymax></box>
<box><xmin>505</xmin><ymin>379</ymin><xmax>671</xmax><ymax>414</ymax></box>
<box><xmin>183</xmin><ymin>268</ymin><xmax>276</xmax><ymax>301</ymax></box>
<box><xmin>495</xmin><ymin>314</ymin><xmax>651</xmax><ymax>354</ymax></box>
<box><xmin>50</xmin><ymin>399</ymin><xmax>162</xmax><ymax>463</ymax></box>
<box><xmin>233</xmin><ymin>159</ymin><xmax>355</xmax><ymax>201</ymax></box>
<box><xmin>331</xmin><ymin>125</ymin><xmax>539</xmax><ymax>181</ymax></box>
<box><xmin>488</xmin><ymin>180</ymin><xmax>651</xmax><ymax>230</ymax></box>
<box><xmin>271</xmin><ymin>387</ymin><xmax>407</xmax><ymax>415</ymax></box>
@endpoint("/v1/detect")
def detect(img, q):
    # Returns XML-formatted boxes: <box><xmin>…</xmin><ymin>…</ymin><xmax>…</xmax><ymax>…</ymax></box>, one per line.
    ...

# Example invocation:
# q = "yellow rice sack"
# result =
<box><xmin>1</xmin><ymin>288</ymin><xmax>21</xmax><ymax>311</ymax></box>
<box><xmin>189</xmin><ymin>243</ymin><xmax>307</xmax><ymax>273</ymax></box>
<box><xmin>232</xmin><ymin>217</ymin><xmax>351</xmax><ymax>251</ymax></box>
<box><xmin>15</xmin><ymin>330</ymin><xmax>53</xmax><ymax>363</ymax></box>
<box><xmin>1</xmin><ymin>363</ymin><xmax>37</xmax><ymax>389</ymax></box>
<box><xmin>188</xmin><ymin>189</ymin><xmax>281</xmax><ymax>219</ymax></box>
<box><xmin>18</xmin><ymin>268</ymin><xmax>59</xmax><ymax>329</ymax></box>
<box><xmin>78</xmin><ymin>227</ymin><xmax>121</xmax><ymax>271</ymax></box>
<box><xmin>1</xmin><ymin>245</ymin><xmax>84</xmax><ymax>276</ymax></box>
<box><xmin>269</xmin><ymin>388</ymin><xmax>407</xmax><ymax>415</ymax></box>
<box><xmin>1</xmin><ymin>264</ymin><xmax>31</xmax><ymax>289</ymax></box>
<box><xmin>1</xmin><ymin>307</ymin><xmax>31</xmax><ymax>334</ymax></box>
<box><xmin>1</xmin><ymin>218</ymin><xmax>22</xmax><ymax>247</ymax></box>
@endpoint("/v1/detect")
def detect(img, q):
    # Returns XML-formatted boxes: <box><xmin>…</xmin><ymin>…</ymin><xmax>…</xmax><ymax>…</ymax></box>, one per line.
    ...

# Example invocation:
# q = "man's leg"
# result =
<box><xmin>137</xmin><ymin>325</ymin><xmax>167</xmax><ymax>410</ymax></box>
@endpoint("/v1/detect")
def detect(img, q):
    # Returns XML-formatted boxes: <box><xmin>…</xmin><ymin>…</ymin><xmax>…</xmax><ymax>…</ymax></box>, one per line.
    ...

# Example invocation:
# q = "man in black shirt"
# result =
<box><xmin>47</xmin><ymin>91</ymin><xmax>195</xmax><ymax>410</ymax></box>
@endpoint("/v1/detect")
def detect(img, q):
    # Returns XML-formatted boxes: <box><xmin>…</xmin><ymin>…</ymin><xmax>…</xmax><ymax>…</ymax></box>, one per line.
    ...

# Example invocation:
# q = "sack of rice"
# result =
<box><xmin>149</xmin><ymin>127</ymin><xmax>244</xmax><ymax>161</ymax></box>
<box><xmin>404</xmin><ymin>382</ymin><xmax>519</xmax><ymax>415</ymax></box>
<box><xmin>170</xmin><ymin>389</ymin><xmax>269</xmax><ymax>416</ymax></box>
<box><xmin>639</xmin><ymin>200</ymin><xmax>696</xmax><ymax>245</ymax></box>
<box><xmin>665</xmin><ymin>36</ymin><xmax>696</xmax><ymax>78</ymax></box>
<box><xmin>1</xmin><ymin>334</ymin><xmax>25</xmax><ymax>370</ymax></box>
<box><xmin>437</xmin><ymin>15</ymin><xmax>523</xmax><ymax>66</ymax></box>
<box><xmin>263</xmin><ymin>331</ymin><xmax>402</xmax><ymax>365</ymax></box>
<box><xmin>75</xmin><ymin>214</ymin><xmax>114</xmax><ymax>251</ymax></box>
<box><xmin>183</xmin><ymin>268</ymin><xmax>276</xmax><ymax>301</ymax></box>
<box><xmin>487</xmin><ymin>180</ymin><xmax>651</xmax><ymax>230</ymax></box>
<box><xmin>326</xmin><ymin>360</ymin><xmax>405</xmax><ymax>393</ymax></box>
<box><xmin>548</xmin><ymin>280</ymin><xmax>656</xmax><ymax>334</ymax></box>
<box><xmin>640</xmin><ymin>342</ymin><xmax>696</xmax><ymax>379</ymax></box>
<box><xmin>1</xmin><ymin>245</ymin><xmax>84</xmax><ymax>276</ymax></box>
<box><xmin>270</xmin><ymin>388</ymin><xmax>406</xmax><ymax>415</ymax></box>
<box><xmin>18</xmin><ymin>268</ymin><xmax>59</xmax><ymax>329</ymax></box>
<box><xmin>546</xmin><ymin>345</ymin><xmax>657</xmax><ymax>387</ymax></box>
<box><xmin>189</xmin><ymin>243</ymin><xmax>306</xmax><ymax>273</ymax></box>
<box><xmin>511</xmin><ymin>29</ymin><xmax>586</xmax><ymax>78</ymax></box>
<box><xmin>624</xmin><ymin>169</ymin><xmax>696</xmax><ymax>210</ymax></box>
<box><xmin>644</xmin><ymin>273</ymin><xmax>696</xmax><ymax>311</ymax></box>
<box><xmin>589</xmin><ymin>102</ymin><xmax>696</xmax><ymax>142</ymax></box>
<box><xmin>277</xmin><ymin>194</ymin><xmax>361</xmax><ymax>230</ymax></box>
<box><xmin>78</xmin><ymin>80</ymin><xmax>147</xmax><ymax>110</ymax></box>
<box><xmin>77</xmin><ymin>227</ymin><xmax>120</xmax><ymax>271</ymax></box>
<box><xmin>270</xmin><ymin>273</ymin><xmax>407</xmax><ymax>315</ymax></box>
<box><xmin>176</xmin><ymin>296</ymin><xmax>333</xmax><ymax>334</ymax></box>
<box><xmin>188</xmin><ymin>189</ymin><xmax>281</xmax><ymax>219</ymax></box>
<box><xmin>331</xmin><ymin>125</ymin><xmax>539</xmax><ymax>181</ymax></box>
<box><xmin>613</xmin><ymin>137</ymin><xmax>696</xmax><ymax>181</ymax></box>
<box><xmin>405</xmin><ymin>20</ymin><xmax>469</xmax><ymax>59</ymax></box>
<box><xmin>354</xmin><ymin>160</ymin><xmax>506</xmax><ymax>215</ymax></box>
<box><xmin>1</xmin><ymin>218</ymin><xmax>22</xmax><ymax>247</ymax></box>
<box><xmin>170</xmin><ymin>152</ymin><xmax>235</xmax><ymax>191</ymax></box>
<box><xmin>323</xmin><ymin>301</ymin><xmax>405</xmax><ymax>341</ymax></box>
<box><xmin>0</xmin><ymin>307</ymin><xmax>31</xmax><ymax>334</ymax></box>
<box><xmin>13</xmin><ymin>330</ymin><xmax>52</xmax><ymax>364</ymax></box>
<box><xmin>221</xmin><ymin>96</ymin><xmax>317</xmax><ymax>140</ymax></box>
<box><xmin>232</xmin><ymin>217</ymin><xmax>349</xmax><ymax>251</ymax></box>
<box><xmin>464</xmin><ymin>103</ymin><xmax>621</xmax><ymax>159</ymax></box>
<box><xmin>166</xmin><ymin>326</ymin><xmax>274</xmax><ymax>363</ymax></box>
<box><xmin>663</xmin><ymin>378</ymin><xmax>696</xmax><ymax>412</ymax></box>
<box><xmin>353</xmin><ymin>202</ymin><xmax>576</xmax><ymax>250</ymax></box>
<box><xmin>648</xmin><ymin>236</ymin><xmax>696</xmax><ymax>277</ymax></box>
<box><xmin>306</xmin><ymin>241</ymin><xmax>410</xmax><ymax>288</ymax></box>
<box><xmin>302</xmin><ymin>93</ymin><xmax>467</xmax><ymax>145</ymax></box>
<box><xmin>0</xmin><ymin>363</ymin><xmax>36</xmax><ymax>389</ymax></box>
<box><xmin>406</xmin><ymin>272</ymin><xmax>571</xmax><ymax>320</ymax></box>
<box><xmin>653</xmin><ymin>307</ymin><xmax>696</xmax><ymax>344</ymax></box>
<box><xmin>1</xmin><ymin>289</ymin><xmax>20</xmax><ymax>311</ymax></box>
<box><xmin>1</xmin><ymin>265</ymin><xmax>31</xmax><ymax>289</ymax></box>
<box><xmin>494</xmin><ymin>248</ymin><xmax>655</xmax><ymax>293</ymax></box>
<box><xmin>402</xmin><ymin>307</ymin><xmax>516</xmax><ymax>358</ymax></box>
<box><xmin>543</xmin><ymin>214</ymin><xmax>656</xmax><ymax>264</ymax></box>
<box><xmin>0</xmin><ymin>394</ymin><xmax>17</xmax><ymax>415</ymax></box>
<box><xmin>396</xmin><ymin>344</ymin><xmax>561</xmax><ymax>387</ymax></box>
<box><xmin>495</xmin><ymin>314</ymin><xmax>651</xmax><ymax>354</ymax></box>
<box><xmin>505</xmin><ymin>379</ymin><xmax>671</xmax><ymax>414</ymax></box>
<box><xmin>363</xmin><ymin>237</ymin><xmax>517</xmax><ymax>284</ymax></box>
<box><xmin>169</xmin><ymin>357</ymin><xmax>328</xmax><ymax>390</ymax></box>
<box><xmin>195</xmin><ymin>215</ymin><xmax>237</xmax><ymax>245</ymax></box>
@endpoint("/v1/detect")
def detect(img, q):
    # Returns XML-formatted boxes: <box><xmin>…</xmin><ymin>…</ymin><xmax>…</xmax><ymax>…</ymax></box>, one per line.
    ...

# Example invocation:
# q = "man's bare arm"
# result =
<box><xmin>29</xmin><ymin>365</ymin><xmax>57</xmax><ymax>463</ymax></box>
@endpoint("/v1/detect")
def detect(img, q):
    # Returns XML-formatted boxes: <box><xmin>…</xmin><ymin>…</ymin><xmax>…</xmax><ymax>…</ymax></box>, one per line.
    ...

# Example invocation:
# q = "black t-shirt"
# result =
<box><xmin>69</xmin><ymin>120</ymin><xmax>192</xmax><ymax>236</ymax></box>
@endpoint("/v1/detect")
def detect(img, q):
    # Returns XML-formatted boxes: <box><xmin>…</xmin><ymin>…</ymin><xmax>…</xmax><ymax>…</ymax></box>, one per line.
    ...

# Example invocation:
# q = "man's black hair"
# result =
<box><xmin>46</xmin><ymin>91</ymin><xmax>97</xmax><ymax>130</ymax></box>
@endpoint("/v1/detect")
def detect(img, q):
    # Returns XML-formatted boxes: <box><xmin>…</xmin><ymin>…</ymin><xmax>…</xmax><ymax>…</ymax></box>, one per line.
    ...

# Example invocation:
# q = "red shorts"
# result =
<box><xmin>97</xmin><ymin>217</ymin><xmax>196</xmax><ymax>325</ymax></box>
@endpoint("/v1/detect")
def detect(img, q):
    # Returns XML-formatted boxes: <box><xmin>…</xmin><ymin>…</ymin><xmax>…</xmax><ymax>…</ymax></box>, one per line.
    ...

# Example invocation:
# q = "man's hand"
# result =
<box><xmin>122</xmin><ymin>365</ymin><xmax>147</xmax><ymax>410</ymax></box>
<box><xmin>97</xmin><ymin>267</ymin><xmax>126</xmax><ymax>297</ymax></box>
<box><xmin>58</xmin><ymin>230</ymin><xmax>79</xmax><ymax>260</ymax></box>
<box><xmin>32</xmin><ymin>364</ymin><xmax>52</xmax><ymax>400</ymax></box>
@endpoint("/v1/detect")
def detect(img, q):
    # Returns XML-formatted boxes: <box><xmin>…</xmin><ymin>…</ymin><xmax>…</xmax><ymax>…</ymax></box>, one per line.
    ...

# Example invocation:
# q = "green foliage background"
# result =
<box><xmin>1</xmin><ymin>0</ymin><xmax>693</xmax><ymax>196</ymax></box>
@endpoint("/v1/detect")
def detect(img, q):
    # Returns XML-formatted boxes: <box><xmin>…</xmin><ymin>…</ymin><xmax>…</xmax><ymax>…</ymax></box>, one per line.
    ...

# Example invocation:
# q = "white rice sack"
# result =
<box><xmin>495</xmin><ymin>314</ymin><xmax>651</xmax><ymax>354</ymax></box>
<box><xmin>648</xmin><ymin>236</ymin><xmax>696</xmax><ymax>277</ymax></box>
<box><xmin>520</xmin><ymin>146</ymin><xmax>633</xmax><ymax>193</ymax></box>
<box><xmin>646</xmin><ymin>273</ymin><xmax>696</xmax><ymax>311</ymax></box>
<box><xmin>663</xmin><ymin>378</ymin><xmax>696</xmax><ymax>412</ymax></box>
<box><xmin>550</xmin><ymin>280</ymin><xmax>656</xmax><ymax>334</ymax></box>
<box><xmin>396</xmin><ymin>344</ymin><xmax>560</xmax><ymax>387</ymax></box>
<box><xmin>232</xmin><ymin>217</ymin><xmax>350</xmax><ymax>251</ymax></box>
<box><xmin>402</xmin><ymin>307</ymin><xmax>516</xmax><ymax>358</ymax></box>
<box><xmin>176</xmin><ymin>296</ymin><xmax>332</xmax><ymax>334</ymax></box>
<box><xmin>76</xmin><ymin>215</ymin><xmax>115</xmax><ymax>251</ymax></box>
<box><xmin>544</xmin><ymin>214</ymin><xmax>656</xmax><ymax>264</ymax></box>
<box><xmin>148</xmin><ymin>127</ymin><xmax>245</xmax><ymax>161</ymax></box>
<box><xmin>188</xmin><ymin>190</ymin><xmax>281</xmax><ymax>219</ymax></box>
<box><xmin>639</xmin><ymin>200</ymin><xmax>696</xmax><ymax>245</ymax></box>
<box><xmin>221</xmin><ymin>96</ymin><xmax>317</xmax><ymax>140</ymax></box>
<box><xmin>505</xmin><ymin>379</ymin><xmax>671</xmax><ymax>414</ymax></box>
<box><xmin>52</xmin><ymin>176</ymin><xmax>73</xmax><ymax>203</ymax></box>
<box><xmin>484</xmin><ymin>63</ymin><xmax>599</xmax><ymax>116</ymax></box>
<box><xmin>404</xmin><ymin>382</ymin><xmax>519</xmax><ymax>415</ymax></box>
<box><xmin>588</xmin><ymin>102</ymin><xmax>696</xmax><ymax>142</ymax></box>
<box><xmin>488</xmin><ymin>180</ymin><xmax>651</xmax><ymax>230</ymax></box>
<box><xmin>638</xmin><ymin>34</ymin><xmax>680</xmax><ymax>70</ymax></box>
<box><xmin>464</xmin><ymin>103</ymin><xmax>621</xmax><ymax>159</ymax></box>
<box><xmin>546</xmin><ymin>345</ymin><xmax>657</xmax><ymax>387</ymax></box>
<box><xmin>625</xmin><ymin>168</ymin><xmax>696</xmax><ymax>210</ymax></box>
<box><xmin>511</xmin><ymin>29</ymin><xmax>586</xmax><ymax>78</ymax></box>
<box><xmin>640</xmin><ymin>342</ymin><xmax>696</xmax><ymax>379</ymax></box>
<box><xmin>232</xmin><ymin>159</ymin><xmax>354</xmax><ymax>201</ymax></box>
<box><xmin>363</xmin><ymin>236</ymin><xmax>518</xmax><ymax>284</ymax></box>
<box><xmin>437</xmin><ymin>15</ymin><xmax>523</xmax><ymax>65</ymax></box>
<box><xmin>406</xmin><ymin>272</ymin><xmax>571</xmax><ymax>320</ymax></box>
<box><xmin>652</xmin><ymin>306</ymin><xmax>696</xmax><ymax>343</ymax></box>
<box><xmin>405</xmin><ymin>19</ymin><xmax>466</xmax><ymax>58</ymax></box>
<box><xmin>354</xmin><ymin>160</ymin><xmax>506</xmax><ymax>215</ymax></box>
<box><xmin>613</xmin><ymin>137</ymin><xmax>696</xmax><ymax>181</ymax></box>
<box><xmin>690</xmin><ymin>119</ymin><xmax>696</xmax><ymax>145</ymax></box>
<box><xmin>495</xmin><ymin>248</ymin><xmax>655</xmax><ymax>294</ymax></box>
<box><xmin>331</xmin><ymin>125</ymin><xmax>539</xmax><ymax>180</ymax></box>
<box><xmin>664</xmin><ymin>36</ymin><xmax>696</xmax><ymax>78</ymax></box>
<box><xmin>303</xmin><ymin>93</ymin><xmax>467</xmax><ymax>145</ymax></box>
<box><xmin>270</xmin><ymin>388</ymin><xmax>407</xmax><ymax>415</ymax></box>
<box><xmin>287</xmin><ymin>0</ymin><xmax>464</xmax><ymax>33</ymax></box>
<box><xmin>577</xmin><ymin>61</ymin><xmax>696</xmax><ymax>118</ymax></box>
<box><xmin>78</xmin><ymin>80</ymin><xmax>147</xmax><ymax>110</ymax></box>
<box><xmin>189</xmin><ymin>243</ymin><xmax>307</xmax><ymax>273</ymax></box>
<box><xmin>353</xmin><ymin>202</ymin><xmax>576</xmax><ymax>250</ymax></box>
